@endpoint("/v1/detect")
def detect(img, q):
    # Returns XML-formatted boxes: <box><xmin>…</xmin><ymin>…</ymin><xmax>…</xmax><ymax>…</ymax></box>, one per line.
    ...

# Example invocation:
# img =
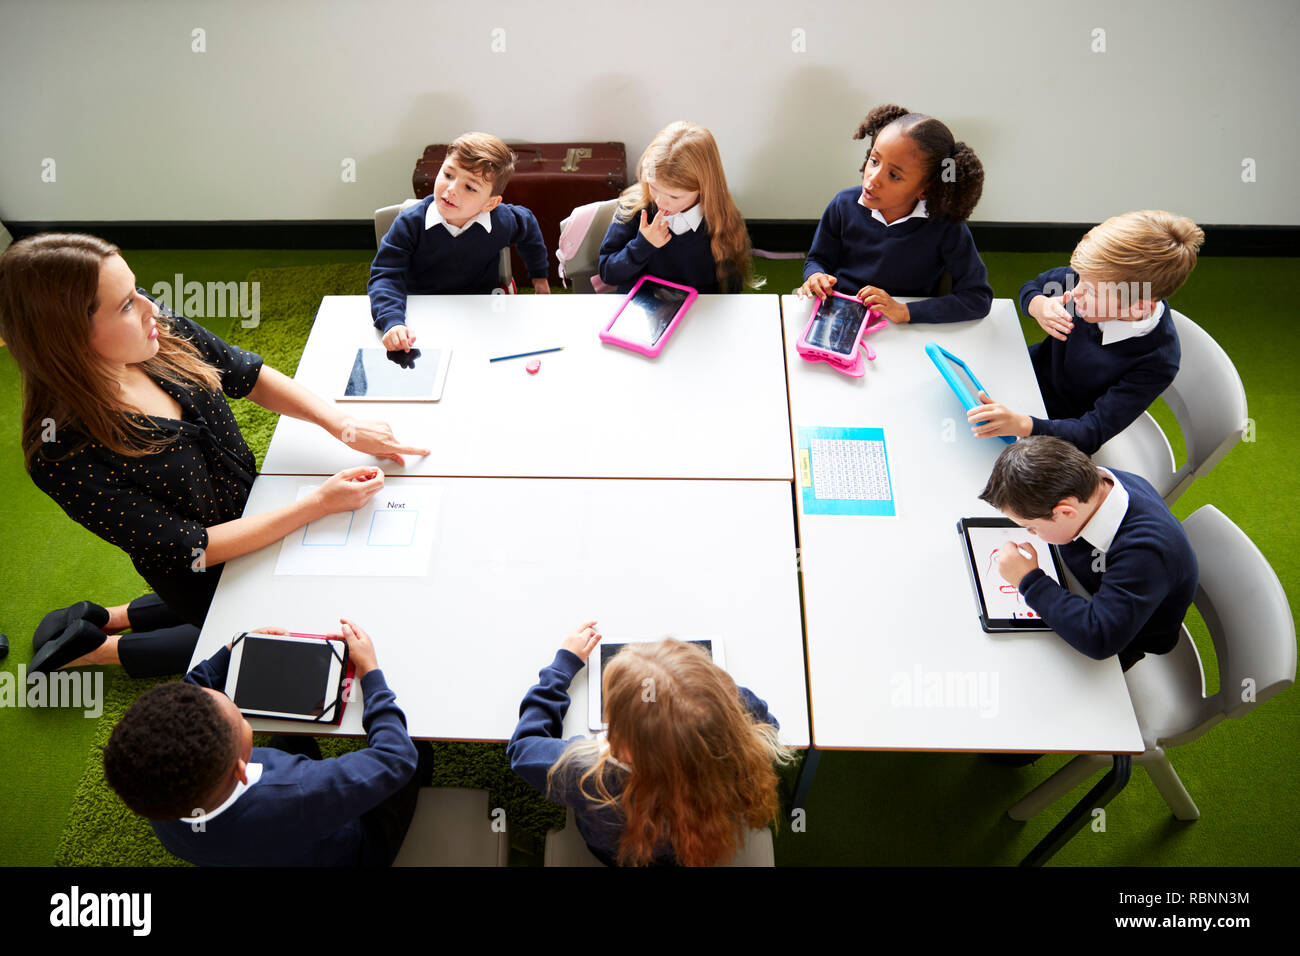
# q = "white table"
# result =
<box><xmin>781</xmin><ymin>295</ymin><xmax>1143</xmax><ymax>755</ymax></box>
<box><xmin>260</xmin><ymin>294</ymin><xmax>793</xmax><ymax>480</ymax></box>
<box><xmin>193</xmin><ymin>475</ymin><xmax>810</xmax><ymax>747</ymax></box>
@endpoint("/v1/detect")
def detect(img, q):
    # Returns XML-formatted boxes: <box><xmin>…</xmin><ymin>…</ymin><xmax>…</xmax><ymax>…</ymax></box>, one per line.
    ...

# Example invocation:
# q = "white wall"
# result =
<box><xmin>1</xmin><ymin>0</ymin><xmax>1296</xmax><ymax>225</ymax></box>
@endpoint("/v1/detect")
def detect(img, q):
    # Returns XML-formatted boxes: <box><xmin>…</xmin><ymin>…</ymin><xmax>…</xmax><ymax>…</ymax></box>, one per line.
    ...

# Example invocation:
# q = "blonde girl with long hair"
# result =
<box><xmin>597</xmin><ymin>122</ymin><xmax>755</xmax><ymax>294</ymax></box>
<box><xmin>508</xmin><ymin>623</ymin><xmax>792</xmax><ymax>866</ymax></box>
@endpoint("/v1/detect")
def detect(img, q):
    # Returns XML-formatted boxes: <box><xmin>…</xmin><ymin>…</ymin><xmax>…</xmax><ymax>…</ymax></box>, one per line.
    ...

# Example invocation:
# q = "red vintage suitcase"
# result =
<box><xmin>413</xmin><ymin>142</ymin><xmax>628</xmax><ymax>285</ymax></box>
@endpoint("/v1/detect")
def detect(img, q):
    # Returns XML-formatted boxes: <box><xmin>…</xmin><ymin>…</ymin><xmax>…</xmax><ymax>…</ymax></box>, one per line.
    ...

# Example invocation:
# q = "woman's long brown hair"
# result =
<box><xmin>549</xmin><ymin>639</ymin><xmax>792</xmax><ymax>866</ymax></box>
<box><xmin>0</xmin><ymin>233</ymin><xmax>222</xmax><ymax>468</ymax></box>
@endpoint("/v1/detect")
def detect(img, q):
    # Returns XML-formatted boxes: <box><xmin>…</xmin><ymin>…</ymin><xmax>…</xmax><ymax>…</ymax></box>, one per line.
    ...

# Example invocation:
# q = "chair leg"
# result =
<box><xmin>1142</xmin><ymin>750</ymin><xmax>1200</xmax><ymax>821</ymax></box>
<box><xmin>1008</xmin><ymin>754</ymin><xmax>1109</xmax><ymax>821</ymax></box>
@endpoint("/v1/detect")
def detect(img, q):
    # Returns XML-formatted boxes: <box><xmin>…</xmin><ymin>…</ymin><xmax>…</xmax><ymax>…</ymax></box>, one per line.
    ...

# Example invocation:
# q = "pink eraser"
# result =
<box><xmin>526</xmin><ymin>360</ymin><xmax>541</xmax><ymax>374</ymax></box>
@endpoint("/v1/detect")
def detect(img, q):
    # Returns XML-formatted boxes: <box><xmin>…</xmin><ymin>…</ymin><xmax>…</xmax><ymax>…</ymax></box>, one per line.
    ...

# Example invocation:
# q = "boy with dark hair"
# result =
<box><xmin>369</xmin><ymin>131</ymin><xmax>550</xmax><ymax>352</ymax></box>
<box><xmin>979</xmin><ymin>436</ymin><xmax>1197</xmax><ymax>672</ymax></box>
<box><xmin>104</xmin><ymin>620</ymin><xmax>430</xmax><ymax>866</ymax></box>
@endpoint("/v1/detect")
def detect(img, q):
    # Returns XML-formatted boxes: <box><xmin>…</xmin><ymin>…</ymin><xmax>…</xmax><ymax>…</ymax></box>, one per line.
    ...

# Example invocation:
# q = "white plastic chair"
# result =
<box><xmin>1009</xmin><ymin>505</ymin><xmax>1295</xmax><ymax>823</ymax></box>
<box><xmin>392</xmin><ymin>787</ymin><xmax>510</xmax><ymax>866</ymax></box>
<box><xmin>543</xmin><ymin>808</ymin><xmax>776</xmax><ymax>866</ymax></box>
<box><xmin>1092</xmin><ymin>311</ymin><xmax>1248</xmax><ymax>505</ymax></box>
<box><xmin>373</xmin><ymin>201</ymin><xmax>514</xmax><ymax>292</ymax></box>
<box><xmin>556</xmin><ymin>199</ymin><xmax>620</xmax><ymax>293</ymax></box>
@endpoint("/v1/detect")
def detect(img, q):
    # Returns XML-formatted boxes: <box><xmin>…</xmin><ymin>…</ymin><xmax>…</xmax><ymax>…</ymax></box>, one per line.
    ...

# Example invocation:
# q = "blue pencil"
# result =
<box><xmin>489</xmin><ymin>347</ymin><xmax>563</xmax><ymax>363</ymax></box>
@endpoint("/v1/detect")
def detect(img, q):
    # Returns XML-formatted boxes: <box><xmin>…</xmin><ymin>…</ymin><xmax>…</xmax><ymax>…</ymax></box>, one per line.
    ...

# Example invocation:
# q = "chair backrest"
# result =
<box><xmin>1182</xmin><ymin>505</ymin><xmax>1295</xmax><ymax>723</ymax></box>
<box><xmin>374</xmin><ymin>198</ymin><xmax>420</xmax><ymax>248</ymax></box>
<box><xmin>557</xmin><ymin>198</ymin><xmax>621</xmax><ymax>292</ymax></box>
<box><xmin>1161</xmin><ymin>311</ymin><xmax>1249</xmax><ymax>498</ymax></box>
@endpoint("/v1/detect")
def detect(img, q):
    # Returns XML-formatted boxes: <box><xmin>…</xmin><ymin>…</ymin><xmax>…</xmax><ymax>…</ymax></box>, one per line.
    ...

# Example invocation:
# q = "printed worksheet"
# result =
<box><xmin>797</xmin><ymin>425</ymin><xmax>896</xmax><ymax>517</ymax></box>
<box><xmin>274</xmin><ymin>484</ymin><xmax>441</xmax><ymax>577</ymax></box>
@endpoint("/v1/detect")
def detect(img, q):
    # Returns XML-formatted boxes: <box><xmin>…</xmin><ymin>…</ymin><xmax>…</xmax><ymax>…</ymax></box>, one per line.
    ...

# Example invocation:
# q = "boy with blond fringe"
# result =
<box><xmin>369</xmin><ymin>132</ymin><xmax>550</xmax><ymax>352</ymax></box>
<box><xmin>967</xmin><ymin>210</ymin><xmax>1204</xmax><ymax>455</ymax></box>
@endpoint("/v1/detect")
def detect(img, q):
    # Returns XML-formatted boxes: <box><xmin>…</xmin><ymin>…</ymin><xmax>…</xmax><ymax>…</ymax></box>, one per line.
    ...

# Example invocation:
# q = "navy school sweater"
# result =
<box><xmin>368</xmin><ymin>198</ymin><xmax>549</xmax><ymax>333</ymax></box>
<box><xmin>507</xmin><ymin>649</ymin><xmax>777</xmax><ymax>866</ymax></box>
<box><xmin>1020</xmin><ymin>266</ymin><xmax>1181</xmax><ymax>455</ymax></box>
<box><xmin>597</xmin><ymin>205</ymin><xmax>738</xmax><ymax>295</ymax></box>
<box><xmin>150</xmin><ymin>647</ymin><xmax>418</xmax><ymax>866</ymax></box>
<box><xmin>802</xmin><ymin>187</ymin><xmax>993</xmax><ymax>324</ymax></box>
<box><xmin>1017</xmin><ymin>468</ymin><xmax>1198</xmax><ymax>672</ymax></box>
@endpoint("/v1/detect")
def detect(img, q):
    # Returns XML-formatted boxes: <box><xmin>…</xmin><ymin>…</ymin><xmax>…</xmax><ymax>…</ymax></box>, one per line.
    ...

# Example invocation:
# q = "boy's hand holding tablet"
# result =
<box><xmin>967</xmin><ymin>390</ymin><xmax>1033</xmax><ymax>440</ymax></box>
<box><xmin>339</xmin><ymin>618</ymin><xmax>378</xmax><ymax>678</ymax></box>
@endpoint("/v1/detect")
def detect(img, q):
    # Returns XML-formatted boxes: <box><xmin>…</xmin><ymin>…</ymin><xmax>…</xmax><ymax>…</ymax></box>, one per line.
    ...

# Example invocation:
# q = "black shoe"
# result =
<box><xmin>33</xmin><ymin>601</ymin><xmax>109</xmax><ymax>651</ymax></box>
<box><xmin>28</xmin><ymin>619</ymin><xmax>107</xmax><ymax>674</ymax></box>
<box><xmin>0</xmin><ymin>633</ymin><xmax>8</xmax><ymax>661</ymax></box>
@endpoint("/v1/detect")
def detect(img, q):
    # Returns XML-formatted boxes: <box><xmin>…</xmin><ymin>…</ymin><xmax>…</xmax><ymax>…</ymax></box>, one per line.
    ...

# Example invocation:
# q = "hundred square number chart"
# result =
<box><xmin>797</xmin><ymin>426</ymin><xmax>896</xmax><ymax>517</ymax></box>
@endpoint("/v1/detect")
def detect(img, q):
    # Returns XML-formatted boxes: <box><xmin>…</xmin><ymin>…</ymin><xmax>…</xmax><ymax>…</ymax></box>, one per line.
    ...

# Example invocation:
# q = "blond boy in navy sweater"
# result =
<box><xmin>968</xmin><ymin>211</ymin><xmax>1204</xmax><ymax>455</ymax></box>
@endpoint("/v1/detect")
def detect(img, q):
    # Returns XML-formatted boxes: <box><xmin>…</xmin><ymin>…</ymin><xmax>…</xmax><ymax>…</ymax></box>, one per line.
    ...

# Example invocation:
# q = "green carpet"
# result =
<box><xmin>3</xmin><ymin>251</ymin><xmax>1296</xmax><ymax>867</ymax></box>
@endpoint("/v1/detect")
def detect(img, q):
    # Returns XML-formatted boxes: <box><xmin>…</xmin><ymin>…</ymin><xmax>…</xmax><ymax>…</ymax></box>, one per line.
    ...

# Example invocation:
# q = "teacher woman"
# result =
<box><xmin>0</xmin><ymin>234</ymin><xmax>430</xmax><ymax>675</ymax></box>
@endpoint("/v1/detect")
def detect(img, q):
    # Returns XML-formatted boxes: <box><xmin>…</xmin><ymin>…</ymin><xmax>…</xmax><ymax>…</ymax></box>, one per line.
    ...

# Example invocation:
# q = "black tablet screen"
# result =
<box><xmin>233</xmin><ymin>636</ymin><xmax>333</xmax><ymax>717</ymax></box>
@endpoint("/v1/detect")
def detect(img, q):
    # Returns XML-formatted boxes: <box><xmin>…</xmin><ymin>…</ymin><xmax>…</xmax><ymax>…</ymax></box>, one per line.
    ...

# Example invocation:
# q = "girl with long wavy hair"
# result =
<box><xmin>597</xmin><ymin>121</ymin><xmax>756</xmax><ymax>295</ymax></box>
<box><xmin>508</xmin><ymin>623</ymin><xmax>792</xmax><ymax>866</ymax></box>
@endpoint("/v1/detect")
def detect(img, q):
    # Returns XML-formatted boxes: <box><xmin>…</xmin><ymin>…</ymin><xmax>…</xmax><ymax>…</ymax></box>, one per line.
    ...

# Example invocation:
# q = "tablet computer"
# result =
<box><xmin>224</xmin><ymin>632</ymin><xmax>350</xmax><ymax>724</ymax></box>
<box><xmin>925</xmin><ymin>343</ymin><xmax>1014</xmax><ymax>443</ymax></box>
<box><xmin>340</xmin><ymin>346</ymin><xmax>452</xmax><ymax>402</ymax></box>
<box><xmin>599</xmin><ymin>276</ymin><xmax>698</xmax><ymax>358</ymax></box>
<box><xmin>957</xmin><ymin>518</ymin><xmax>1067</xmax><ymax>632</ymax></box>
<box><xmin>587</xmin><ymin>636</ymin><xmax>725</xmax><ymax>731</ymax></box>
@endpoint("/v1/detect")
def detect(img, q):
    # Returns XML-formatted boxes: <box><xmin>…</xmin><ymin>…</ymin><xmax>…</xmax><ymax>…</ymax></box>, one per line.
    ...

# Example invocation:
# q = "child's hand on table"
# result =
<box><xmin>531</xmin><ymin>277</ymin><xmax>551</xmax><ymax>294</ymax></box>
<box><xmin>968</xmin><ymin>391</ymin><xmax>1033</xmax><ymax>439</ymax></box>
<box><xmin>856</xmin><ymin>286</ymin><xmax>909</xmax><ymax>324</ymax></box>
<box><xmin>338</xmin><ymin>618</ymin><xmax>378</xmax><ymax>678</ymax></box>
<box><xmin>561</xmin><ymin>620</ymin><xmax>602</xmax><ymax>664</ymax></box>
<box><xmin>639</xmin><ymin>209</ymin><xmax>672</xmax><ymax>248</ymax></box>
<box><xmin>338</xmin><ymin>417</ymin><xmax>431</xmax><ymax>466</ymax></box>
<box><xmin>382</xmin><ymin>325</ymin><xmax>417</xmax><ymax>352</ymax></box>
<box><xmin>995</xmin><ymin>541</ymin><xmax>1039</xmax><ymax>587</ymax></box>
<box><xmin>1028</xmin><ymin>293</ymin><xmax>1074</xmax><ymax>342</ymax></box>
<box><xmin>798</xmin><ymin>273</ymin><xmax>836</xmax><ymax>299</ymax></box>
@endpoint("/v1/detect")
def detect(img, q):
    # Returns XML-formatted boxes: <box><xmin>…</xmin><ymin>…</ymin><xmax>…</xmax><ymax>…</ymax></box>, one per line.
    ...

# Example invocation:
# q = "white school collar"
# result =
<box><xmin>425</xmin><ymin>202</ymin><xmax>493</xmax><ymax>237</ymax></box>
<box><xmin>179</xmin><ymin>762</ymin><xmax>264</xmax><ymax>826</ymax></box>
<box><xmin>858</xmin><ymin>195</ymin><xmax>928</xmax><ymax>227</ymax></box>
<box><xmin>1076</xmin><ymin>467</ymin><xmax>1130</xmax><ymax>555</ymax></box>
<box><xmin>664</xmin><ymin>202</ymin><xmax>704</xmax><ymax>235</ymax></box>
<box><xmin>1099</xmin><ymin>301</ymin><xmax>1164</xmax><ymax>346</ymax></box>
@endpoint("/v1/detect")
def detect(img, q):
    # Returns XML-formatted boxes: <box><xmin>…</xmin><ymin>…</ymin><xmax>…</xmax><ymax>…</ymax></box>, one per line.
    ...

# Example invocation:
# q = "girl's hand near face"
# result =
<box><xmin>856</xmin><ymin>286</ymin><xmax>909</xmax><ymax>324</ymax></box>
<box><xmin>639</xmin><ymin>209</ymin><xmax>672</xmax><ymax>248</ymax></box>
<box><xmin>561</xmin><ymin>621</ymin><xmax>602</xmax><ymax>663</ymax></box>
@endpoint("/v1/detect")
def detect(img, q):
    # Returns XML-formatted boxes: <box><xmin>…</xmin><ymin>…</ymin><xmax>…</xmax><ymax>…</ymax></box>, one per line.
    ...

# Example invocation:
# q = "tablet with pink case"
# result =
<box><xmin>599</xmin><ymin>275</ymin><xmax>698</xmax><ymax>357</ymax></box>
<box><xmin>796</xmin><ymin>292</ymin><xmax>887</xmax><ymax>377</ymax></box>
